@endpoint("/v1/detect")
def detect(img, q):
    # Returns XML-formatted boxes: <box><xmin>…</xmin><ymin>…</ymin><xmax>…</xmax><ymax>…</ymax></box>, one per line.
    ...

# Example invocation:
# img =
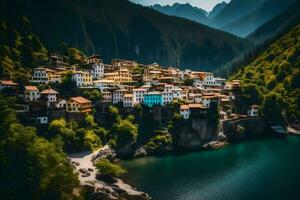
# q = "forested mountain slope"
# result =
<box><xmin>0</xmin><ymin>0</ymin><xmax>250</xmax><ymax>71</ymax></box>
<box><xmin>231</xmin><ymin>25</ymin><xmax>300</xmax><ymax>125</ymax></box>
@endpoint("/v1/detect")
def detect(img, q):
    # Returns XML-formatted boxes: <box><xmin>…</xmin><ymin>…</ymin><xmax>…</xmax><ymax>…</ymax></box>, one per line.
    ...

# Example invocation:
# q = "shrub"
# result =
<box><xmin>95</xmin><ymin>159</ymin><xmax>126</xmax><ymax>178</ymax></box>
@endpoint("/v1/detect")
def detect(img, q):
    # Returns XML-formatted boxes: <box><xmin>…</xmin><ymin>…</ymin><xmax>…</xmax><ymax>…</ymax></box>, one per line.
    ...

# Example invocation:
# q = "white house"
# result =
<box><xmin>172</xmin><ymin>88</ymin><xmax>182</xmax><ymax>100</ymax></box>
<box><xmin>0</xmin><ymin>80</ymin><xmax>18</xmax><ymax>92</ymax></box>
<box><xmin>113</xmin><ymin>89</ymin><xmax>128</xmax><ymax>104</ymax></box>
<box><xmin>30</xmin><ymin>68</ymin><xmax>61</xmax><ymax>84</ymax></box>
<box><xmin>91</xmin><ymin>63</ymin><xmax>105</xmax><ymax>79</ymax></box>
<box><xmin>133</xmin><ymin>88</ymin><xmax>147</xmax><ymax>104</ymax></box>
<box><xmin>180</xmin><ymin>104</ymin><xmax>204</xmax><ymax>119</ymax></box>
<box><xmin>101</xmin><ymin>91</ymin><xmax>112</xmax><ymax>103</ymax></box>
<box><xmin>194</xmin><ymin>72</ymin><xmax>219</xmax><ymax>88</ymax></box>
<box><xmin>93</xmin><ymin>79</ymin><xmax>114</xmax><ymax>92</ymax></box>
<box><xmin>161</xmin><ymin>85</ymin><xmax>182</xmax><ymax>105</ymax></box>
<box><xmin>248</xmin><ymin>105</ymin><xmax>260</xmax><ymax>117</ymax></box>
<box><xmin>102</xmin><ymin>91</ymin><xmax>112</xmax><ymax>103</ymax></box>
<box><xmin>36</xmin><ymin>116</ymin><xmax>48</xmax><ymax>124</ymax></box>
<box><xmin>180</xmin><ymin>104</ymin><xmax>190</xmax><ymax>119</ymax></box>
<box><xmin>72</xmin><ymin>71</ymin><xmax>93</xmax><ymax>87</ymax></box>
<box><xmin>40</xmin><ymin>89</ymin><xmax>59</xmax><ymax>108</ymax></box>
<box><xmin>57</xmin><ymin>99</ymin><xmax>67</xmax><ymax>109</ymax></box>
<box><xmin>194</xmin><ymin>94</ymin><xmax>202</xmax><ymax>104</ymax></box>
<box><xmin>202</xmin><ymin>96</ymin><xmax>214</xmax><ymax>108</ymax></box>
<box><xmin>123</xmin><ymin>94</ymin><xmax>134</xmax><ymax>108</ymax></box>
<box><xmin>215</xmin><ymin>77</ymin><xmax>227</xmax><ymax>88</ymax></box>
<box><xmin>162</xmin><ymin>91</ymin><xmax>173</xmax><ymax>105</ymax></box>
<box><xmin>24</xmin><ymin>86</ymin><xmax>40</xmax><ymax>102</ymax></box>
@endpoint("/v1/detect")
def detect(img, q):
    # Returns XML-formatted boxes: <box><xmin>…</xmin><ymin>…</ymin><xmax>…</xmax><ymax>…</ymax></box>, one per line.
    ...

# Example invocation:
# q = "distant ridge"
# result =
<box><xmin>0</xmin><ymin>0</ymin><xmax>250</xmax><ymax>71</ymax></box>
<box><xmin>247</xmin><ymin>0</ymin><xmax>300</xmax><ymax>42</ymax></box>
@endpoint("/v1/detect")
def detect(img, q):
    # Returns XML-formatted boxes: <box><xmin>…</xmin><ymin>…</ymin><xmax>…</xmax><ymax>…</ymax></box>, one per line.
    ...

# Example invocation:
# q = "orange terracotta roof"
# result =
<box><xmin>188</xmin><ymin>104</ymin><xmax>203</xmax><ymax>109</ymax></box>
<box><xmin>124</xmin><ymin>94</ymin><xmax>134</xmax><ymax>98</ymax></box>
<box><xmin>70</xmin><ymin>96</ymin><xmax>91</xmax><ymax>104</ymax></box>
<box><xmin>25</xmin><ymin>86</ymin><xmax>38</xmax><ymax>91</ymax></box>
<box><xmin>203</xmin><ymin>96</ymin><xmax>215</xmax><ymax>99</ymax></box>
<box><xmin>221</xmin><ymin>98</ymin><xmax>230</xmax><ymax>102</ymax></box>
<box><xmin>40</xmin><ymin>89</ymin><xmax>59</xmax><ymax>94</ymax></box>
<box><xmin>202</xmin><ymin>93</ymin><xmax>214</xmax><ymax>96</ymax></box>
<box><xmin>0</xmin><ymin>80</ymin><xmax>18</xmax><ymax>86</ymax></box>
<box><xmin>180</xmin><ymin>105</ymin><xmax>189</xmax><ymax>110</ymax></box>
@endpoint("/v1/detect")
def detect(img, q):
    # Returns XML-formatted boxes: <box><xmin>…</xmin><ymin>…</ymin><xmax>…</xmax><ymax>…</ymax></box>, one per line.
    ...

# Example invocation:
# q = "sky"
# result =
<box><xmin>130</xmin><ymin>0</ymin><xmax>231</xmax><ymax>12</ymax></box>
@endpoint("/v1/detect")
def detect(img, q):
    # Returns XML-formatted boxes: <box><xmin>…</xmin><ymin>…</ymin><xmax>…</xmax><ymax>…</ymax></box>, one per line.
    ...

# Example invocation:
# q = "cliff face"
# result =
<box><xmin>222</xmin><ymin>117</ymin><xmax>267</xmax><ymax>141</ymax></box>
<box><xmin>173</xmin><ymin>118</ymin><xmax>219</xmax><ymax>150</ymax></box>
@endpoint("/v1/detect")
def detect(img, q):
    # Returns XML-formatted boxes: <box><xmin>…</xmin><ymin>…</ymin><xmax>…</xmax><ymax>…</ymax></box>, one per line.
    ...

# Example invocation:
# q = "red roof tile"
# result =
<box><xmin>25</xmin><ymin>86</ymin><xmax>38</xmax><ymax>91</ymax></box>
<box><xmin>70</xmin><ymin>96</ymin><xmax>91</xmax><ymax>104</ymax></box>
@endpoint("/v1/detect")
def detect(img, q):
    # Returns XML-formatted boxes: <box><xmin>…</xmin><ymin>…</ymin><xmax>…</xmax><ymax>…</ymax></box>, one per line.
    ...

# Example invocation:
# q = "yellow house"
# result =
<box><xmin>67</xmin><ymin>96</ymin><xmax>92</xmax><ymax>113</ymax></box>
<box><xmin>104</xmin><ymin>69</ymin><xmax>132</xmax><ymax>84</ymax></box>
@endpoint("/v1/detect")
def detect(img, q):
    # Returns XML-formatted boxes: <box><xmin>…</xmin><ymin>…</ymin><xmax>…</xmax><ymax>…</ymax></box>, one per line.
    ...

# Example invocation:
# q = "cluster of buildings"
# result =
<box><xmin>0</xmin><ymin>53</ymin><xmax>259</xmax><ymax>125</ymax></box>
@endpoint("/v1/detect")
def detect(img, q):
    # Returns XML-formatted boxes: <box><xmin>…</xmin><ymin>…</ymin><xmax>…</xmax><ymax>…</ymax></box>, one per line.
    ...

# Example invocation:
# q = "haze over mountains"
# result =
<box><xmin>150</xmin><ymin>0</ymin><xmax>298</xmax><ymax>37</ymax></box>
<box><xmin>0</xmin><ymin>0</ymin><xmax>250</xmax><ymax>71</ymax></box>
<box><xmin>247</xmin><ymin>0</ymin><xmax>300</xmax><ymax>43</ymax></box>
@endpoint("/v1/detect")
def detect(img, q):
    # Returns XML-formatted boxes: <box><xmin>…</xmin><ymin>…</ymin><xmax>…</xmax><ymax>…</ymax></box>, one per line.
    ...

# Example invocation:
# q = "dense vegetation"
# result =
<box><xmin>95</xmin><ymin>159</ymin><xmax>126</xmax><ymax>178</ymax></box>
<box><xmin>231</xmin><ymin>25</ymin><xmax>300</xmax><ymax>126</ymax></box>
<box><xmin>0</xmin><ymin>0</ymin><xmax>250</xmax><ymax>71</ymax></box>
<box><xmin>0</xmin><ymin>14</ymin><xmax>48</xmax><ymax>82</ymax></box>
<box><xmin>0</xmin><ymin>95</ymin><xmax>80</xmax><ymax>200</ymax></box>
<box><xmin>47</xmin><ymin>115</ymin><xmax>107</xmax><ymax>153</ymax></box>
<box><xmin>216</xmin><ymin>1</ymin><xmax>300</xmax><ymax>78</ymax></box>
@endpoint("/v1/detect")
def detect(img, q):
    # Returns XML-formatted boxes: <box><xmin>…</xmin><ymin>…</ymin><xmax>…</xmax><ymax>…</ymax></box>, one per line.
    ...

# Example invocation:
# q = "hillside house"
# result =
<box><xmin>0</xmin><ymin>80</ymin><xmax>18</xmax><ymax>93</ymax></box>
<box><xmin>86</xmin><ymin>54</ymin><xmax>102</xmax><ymax>65</ymax></box>
<box><xmin>24</xmin><ymin>86</ymin><xmax>40</xmax><ymax>102</ymax></box>
<box><xmin>123</xmin><ymin>94</ymin><xmax>134</xmax><ymax>108</ymax></box>
<box><xmin>144</xmin><ymin>92</ymin><xmax>163</xmax><ymax>107</ymax></box>
<box><xmin>30</xmin><ymin>68</ymin><xmax>62</xmax><ymax>84</ymax></box>
<box><xmin>113</xmin><ymin>89</ymin><xmax>128</xmax><ymax>104</ymax></box>
<box><xmin>40</xmin><ymin>89</ymin><xmax>59</xmax><ymax>108</ymax></box>
<box><xmin>72</xmin><ymin>71</ymin><xmax>93</xmax><ymax>87</ymax></box>
<box><xmin>67</xmin><ymin>96</ymin><xmax>92</xmax><ymax>113</ymax></box>
<box><xmin>133</xmin><ymin>88</ymin><xmax>147</xmax><ymax>104</ymax></box>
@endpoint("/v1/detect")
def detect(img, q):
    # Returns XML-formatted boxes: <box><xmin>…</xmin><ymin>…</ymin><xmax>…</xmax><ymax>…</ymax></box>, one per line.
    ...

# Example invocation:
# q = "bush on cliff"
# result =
<box><xmin>95</xmin><ymin>159</ymin><xmax>126</xmax><ymax>179</ymax></box>
<box><xmin>112</xmin><ymin>119</ymin><xmax>138</xmax><ymax>153</ymax></box>
<box><xmin>145</xmin><ymin>130</ymin><xmax>173</xmax><ymax>155</ymax></box>
<box><xmin>262</xmin><ymin>92</ymin><xmax>286</xmax><ymax>126</ymax></box>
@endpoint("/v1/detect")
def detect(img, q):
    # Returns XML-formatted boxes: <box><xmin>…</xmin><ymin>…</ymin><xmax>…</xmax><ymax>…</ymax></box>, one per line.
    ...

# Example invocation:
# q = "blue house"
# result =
<box><xmin>144</xmin><ymin>92</ymin><xmax>163</xmax><ymax>107</ymax></box>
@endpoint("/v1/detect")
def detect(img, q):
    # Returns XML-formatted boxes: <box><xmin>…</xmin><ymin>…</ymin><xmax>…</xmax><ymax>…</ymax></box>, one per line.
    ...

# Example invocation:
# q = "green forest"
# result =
<box><xmin>231</xmin><ymin>25</ymin><xmax>300</xmax><ymax>125</ymax></box>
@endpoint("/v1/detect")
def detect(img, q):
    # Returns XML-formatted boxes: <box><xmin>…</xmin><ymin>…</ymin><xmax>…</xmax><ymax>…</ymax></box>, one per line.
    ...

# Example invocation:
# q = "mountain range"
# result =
<box><xmin>247</xmin><ymin>0</ymin><xmax>300</xmax><ymax>43</ymax></box>
<box><xmin>150</xmin><ymin>3</ymin><xmax>209</xmax><ymax>25</ymax></box>
<box><xmin>0</xmin><ymin>0</ymin><xmax>250</xmax><ymax>72</ymax></box>
<box><xmin>150</xmin><ymin>0</ymin><xmax>298</xmax><ymax>37</ymax></box>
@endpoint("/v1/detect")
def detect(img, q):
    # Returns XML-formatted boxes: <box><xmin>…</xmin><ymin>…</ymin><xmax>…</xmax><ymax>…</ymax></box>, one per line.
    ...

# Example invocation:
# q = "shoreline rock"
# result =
<box><xmin>82</xmin><ymin>179</ymin><xmax>151</xmax><ymax>200</ymax></box>
<box><xmin>202</xmin><ymin>141</ymin><xmax>229</xmax><ymax>150</ymax></box>
<box><xmin>69</xmin><ymin>146</ymin><xmax>151</xmax><ymax>200</ymax></box>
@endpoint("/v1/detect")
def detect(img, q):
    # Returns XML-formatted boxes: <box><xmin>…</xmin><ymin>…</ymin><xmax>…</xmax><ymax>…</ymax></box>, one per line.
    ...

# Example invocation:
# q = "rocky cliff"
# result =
<box><xmin>222</xmin><ymin>117</ymin><xmax>267</xmax><ymax>141</ymax></box>
<box><xmin>172</xmin><ymin>117</ymin><xmax>219</xmax><ymax>151</ymax></box>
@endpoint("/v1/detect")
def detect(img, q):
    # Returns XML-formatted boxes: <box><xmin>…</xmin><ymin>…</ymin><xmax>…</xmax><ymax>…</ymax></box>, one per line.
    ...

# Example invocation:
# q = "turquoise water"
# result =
<box><xmin>121</xmin><ymin>137</ymin><xmax>300</xmax><ymax>200</ymax></box>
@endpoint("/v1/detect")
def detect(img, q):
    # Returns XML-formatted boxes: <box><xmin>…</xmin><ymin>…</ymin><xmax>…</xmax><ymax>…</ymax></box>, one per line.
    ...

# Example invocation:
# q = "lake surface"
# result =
<box><xmin>121</xmin><ymin>136</ymin><xmax>300</xmax><ymax>200</ymax></box>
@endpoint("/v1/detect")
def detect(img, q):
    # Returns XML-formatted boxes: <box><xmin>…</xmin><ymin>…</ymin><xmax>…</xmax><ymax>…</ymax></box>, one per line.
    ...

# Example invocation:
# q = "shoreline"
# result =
<box><xmin>68</xmin><ymin>146</ymin><xmax>152</xmax><ymax>200</ymax></box>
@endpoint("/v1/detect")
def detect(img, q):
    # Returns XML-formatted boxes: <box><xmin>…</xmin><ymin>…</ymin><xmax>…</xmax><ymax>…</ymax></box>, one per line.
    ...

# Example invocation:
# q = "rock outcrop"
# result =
<box><xmin>82</xmin><ymin>179</ymin><xmax>151</xmax><ymax>200</ymax></box>
<box><xmin>222</xmin><ymin>117</ymin><xmax>267</xmax><ymax>141</ymax></box>
<box><xmin>70</xmin><ymin>146</ymin><xmax>151</xmax><ymax>200</ymax></box>
<box><xmin>173</xmin><ymin>118</ymin><xmax>219</xmax><ymax>150</ymax></box>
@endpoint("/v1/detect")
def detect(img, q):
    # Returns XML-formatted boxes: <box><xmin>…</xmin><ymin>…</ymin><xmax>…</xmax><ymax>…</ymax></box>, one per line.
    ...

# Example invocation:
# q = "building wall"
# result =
<box><xmin>144</xmin><ymin>94</ymin><xmax>163</xmax><ymax>107</ymax></box>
